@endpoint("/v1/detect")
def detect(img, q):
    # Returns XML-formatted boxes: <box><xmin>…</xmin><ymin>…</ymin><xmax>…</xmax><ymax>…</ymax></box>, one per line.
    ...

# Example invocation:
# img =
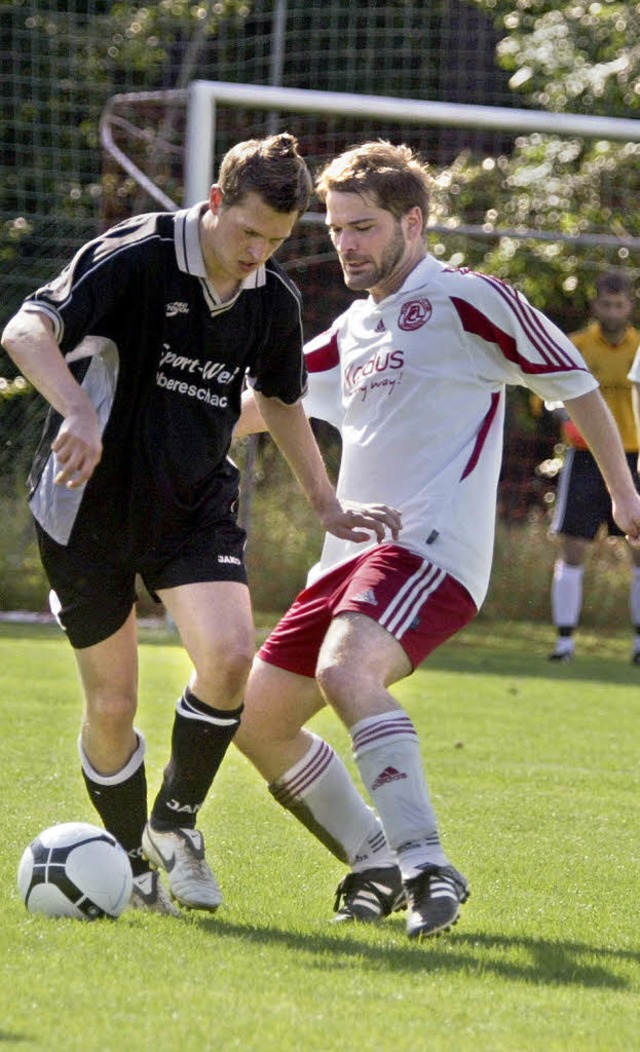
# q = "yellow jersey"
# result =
<box><xmin>569</xmin><ymin>321</ymin><xmax>640</xmax><ymax>452</ymax></box>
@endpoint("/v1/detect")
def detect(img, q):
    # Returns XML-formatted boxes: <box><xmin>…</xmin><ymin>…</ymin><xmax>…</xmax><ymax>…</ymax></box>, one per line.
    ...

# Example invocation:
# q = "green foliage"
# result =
<box><xmin>236</xmin><ymin>433</ymin><xmax>331</xmax><ymax>612</ymax></box>
<box><xmin>430</xmin><ymin>2</ymin><xmax>640</xmax><ymax>321</ymax></box>
<box><xmin>485</xmin><ymin>514</ymin><xmax>637</xmax><ymax>628</ymax></box>
<box><xmin>473</xmin><ymin>0</ymin><xmax>640</xmax><ymax>115</ymax></box>
<box><xmin>0</xmin><ymin>493</ymin><xmax>48</xmax><ymax>611</ymax></box>
<box><xmin>429</xmin><ymin>134</ymin><xmax>640</xmax><ymax>322</ymax></box>
<box><xmin>1</xmin><ymin>429</ymin><xmax>637</xmax><ymax>632</ymax></box>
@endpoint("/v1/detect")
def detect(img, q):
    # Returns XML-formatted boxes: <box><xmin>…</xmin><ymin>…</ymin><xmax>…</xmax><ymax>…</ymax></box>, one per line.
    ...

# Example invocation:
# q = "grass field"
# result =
<box><xmin>0</xmin><ymin>619</ymin><xmax>638</xmax><ymax>1052</ymax></box>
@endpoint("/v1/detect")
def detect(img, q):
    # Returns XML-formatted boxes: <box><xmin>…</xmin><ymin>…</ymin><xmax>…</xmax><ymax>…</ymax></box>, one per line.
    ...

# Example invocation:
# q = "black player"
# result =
<box><xmin>2</xmin><ymin>133</ymin><xmax>399</xmax><ymax>915</ymax></box>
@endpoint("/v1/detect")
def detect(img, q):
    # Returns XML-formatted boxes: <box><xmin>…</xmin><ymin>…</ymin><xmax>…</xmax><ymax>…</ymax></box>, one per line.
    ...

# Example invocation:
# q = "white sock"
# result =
<box><xmin>77</xmin><ymin>729</ymin><xmax>146</xmax><ymax>784</ymax></box>
<box><xmin>553</xmin><ymin>636</ymin><xmax>575</xmax><ymax>657</ymax></box>
<box><xmin>629</xmin><ymin>567</ymin><xmax>640</xmax><ymax>631</ymax></box>
<box><xmin>351</xmin><ymin>711</ymin><xmax>448</xmax><ymax>879</ymax></box>
<box><xmin>552</xmin><ymin>560</ymin><xmax>583</xmax><ymax>629</ymax></box>
<box><xmin>269</xmin><ymin>733</ymin><xmax>395</xmax><ymax>870</ymax></box>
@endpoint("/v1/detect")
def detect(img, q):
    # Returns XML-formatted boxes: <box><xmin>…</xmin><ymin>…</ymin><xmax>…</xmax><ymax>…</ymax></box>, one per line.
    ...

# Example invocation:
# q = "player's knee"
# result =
<box><xmin>85</xmin><ymin>690</ymin><xmax>137</xmax><ymax>733</ymax></box>
<box><xmin>316</xmin><ymin>661</ymin><xmax>357</xmax><ymax>708</ymax></box>
<box><xmin>197</xmin><ymin>643</ymin><xmax>253</xmax><ymax>699</ymax></box>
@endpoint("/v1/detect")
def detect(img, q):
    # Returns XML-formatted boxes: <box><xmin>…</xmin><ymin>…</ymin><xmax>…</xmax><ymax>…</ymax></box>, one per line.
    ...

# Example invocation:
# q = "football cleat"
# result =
<box><xmin>130</xmin><ymin>869</ymin><xmax>182</xmax><ymax>916</ymax></box>
<box><xmin>332</xmin><ymin>865</ymin><xmax>406</xmax><ymax>923</ymax></box>
<box><xmin>548</xmin><ymin>643</ymin><xmax>574</xmax><ymax>663</ymax></box>
<box><xmin>141</xmin><ymin>824</ymin><xmax>222</xmax><ymax>912</ymax></box>
<box><xmin>405</xmin><ymin>864</ymin><xmax>470</xmax><ymax>939</ymax></box>
<box><xmin>631</xmin><ymin>650</ymin><xmax>640</xmax><ymax>666</ymax></box>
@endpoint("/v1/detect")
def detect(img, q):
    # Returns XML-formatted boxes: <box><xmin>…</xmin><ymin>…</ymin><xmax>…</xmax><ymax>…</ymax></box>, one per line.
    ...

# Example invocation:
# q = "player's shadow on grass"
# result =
<box><xmin>190</xmin><ymin>917</ymin><xmax>636</xmax><ymax>989</ymax></box>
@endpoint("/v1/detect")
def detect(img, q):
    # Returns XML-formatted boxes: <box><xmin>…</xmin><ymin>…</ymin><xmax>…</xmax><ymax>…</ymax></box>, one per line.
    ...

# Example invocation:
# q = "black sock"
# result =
<box><xmin>150</xmin><ymin>687</ymin><xmax>243</xmax><ymax>831</ymax></box>
<box><xmin>82</xmin><ymin>762</ymin><xmax>149</xmax><ymax>877</ymax></box>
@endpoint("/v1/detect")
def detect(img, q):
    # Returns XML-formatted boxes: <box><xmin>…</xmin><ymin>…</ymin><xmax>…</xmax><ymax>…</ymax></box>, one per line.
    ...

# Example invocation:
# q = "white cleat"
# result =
<box><xmin>141</xmin><ymin>824</ymin><xmax>223</xmax><ymax>912</ymax></box>
<box><xmin>548</xmin><ymin>642</ymin><xmax>574</xmax><ymax>663</ymax></box>
<box><xmin>130</xmin><ymin>869</ymin><xmax>182</xmax><ymax>917</ymax></box>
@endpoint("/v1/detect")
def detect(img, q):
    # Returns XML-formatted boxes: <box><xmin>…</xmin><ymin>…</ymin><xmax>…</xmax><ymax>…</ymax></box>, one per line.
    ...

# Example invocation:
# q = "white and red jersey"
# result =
<box><xmin>303</xmin><ymin>254</ymin><xmax>597</xmax><ymax>608</ymax></box>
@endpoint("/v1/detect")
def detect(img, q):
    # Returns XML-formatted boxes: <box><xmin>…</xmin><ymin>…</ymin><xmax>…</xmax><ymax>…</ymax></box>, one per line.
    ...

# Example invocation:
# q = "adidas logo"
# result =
<box><xmin>353</xmin><ymin>588</ymin><xmax>377</xmax><ymax>606</ymax></box>
<box><xmin>375</xmin><ymin>318</ymin><xmax>385</xmax><ymax>332</ymax></box>
<box><xmin>371</xmin><ymin>766</ymin><xmax>408</xmax><ymax>790</ymax></box>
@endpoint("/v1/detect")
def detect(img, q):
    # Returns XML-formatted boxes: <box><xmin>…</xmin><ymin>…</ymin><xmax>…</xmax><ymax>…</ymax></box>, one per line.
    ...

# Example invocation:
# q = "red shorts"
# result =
<box><xmin>258</xmin><ymin>543</ymin><xmax>477</xmax><ymax>678</ymax></box>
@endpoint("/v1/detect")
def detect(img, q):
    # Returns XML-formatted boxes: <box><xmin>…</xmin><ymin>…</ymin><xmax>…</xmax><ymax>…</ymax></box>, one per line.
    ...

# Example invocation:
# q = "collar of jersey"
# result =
<box><xmin>175</xmin><ymin>202</ymin><xmax>267</xmax><ymax>303</ymax></box>
<box><xmin>586</xmin><ymin>319</ymin><xmax>639</xmax><ymax>351</ymax></box>
<box><xmin>368</xmin><ymin>254</ymin><xmax>439</xmax><ymax>307</ymax></box>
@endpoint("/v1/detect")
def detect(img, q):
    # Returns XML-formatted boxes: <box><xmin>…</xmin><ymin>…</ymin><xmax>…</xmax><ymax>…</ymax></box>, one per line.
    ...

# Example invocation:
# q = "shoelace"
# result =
<box><xmin>334</xmin><ymin>873</ymin><xmax>393</xmax><ymax>913</ymax></box>
<box><xmin>176</xmin><ymin>850</ymin><xmax>214</xmax><ymax>884</ymax></box>
<box><xmin>408</xmin><ymin>867</ymin><xmax>468</xmax><ymax>905</ymax></box>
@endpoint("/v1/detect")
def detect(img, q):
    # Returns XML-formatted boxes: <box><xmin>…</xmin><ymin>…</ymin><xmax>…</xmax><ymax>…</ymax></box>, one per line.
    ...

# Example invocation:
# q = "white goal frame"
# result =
<box><xmin>185</xmin><ymin>79</ymin><xmax>640</xmax><ymax>203</ymax></box>
<box><xmin>100</xmin><ymin>80</ymin><xmax>640</xmax><ymax>248</ymax></box>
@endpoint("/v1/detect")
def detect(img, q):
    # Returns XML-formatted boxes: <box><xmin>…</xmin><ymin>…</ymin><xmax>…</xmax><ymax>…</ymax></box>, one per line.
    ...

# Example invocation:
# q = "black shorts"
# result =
<box><xmin>551</xmin><ymin>448</ymin><xmax>640</xmax><ymax>540</ymax></box>
<box><xmin>35</xmin><ymin>515</ymin><xmax>248</xmax><ymax>650</ymax></box>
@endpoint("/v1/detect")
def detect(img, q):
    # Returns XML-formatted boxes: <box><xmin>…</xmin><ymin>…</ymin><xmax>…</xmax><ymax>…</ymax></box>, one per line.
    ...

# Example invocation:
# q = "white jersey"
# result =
<box><xmin>303</xmin><ymin>255</ymin><xmax>597</xmax><ymax>607</ymax></box>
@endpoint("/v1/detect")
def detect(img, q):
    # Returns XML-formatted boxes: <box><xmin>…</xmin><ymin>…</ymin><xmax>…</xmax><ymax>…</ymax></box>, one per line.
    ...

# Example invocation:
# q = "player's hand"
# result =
<box><xmin>319</xmin><ymin>500</ymin><xmax>402</xmax><ymax>543</ymax></box>
<box><xmin>51</xmin><ymin>408</ymin><xmax>103</xmax><ymax>488</ymax></box>
<box><xmin>625</xmin><ymin>523</ymin><xmax>640</xmax><ymax>547</ymax></box>
<box><xmin>612</xmin><ymin>492</ymin><xmax>640</xmax><ymax>546</ymax></box>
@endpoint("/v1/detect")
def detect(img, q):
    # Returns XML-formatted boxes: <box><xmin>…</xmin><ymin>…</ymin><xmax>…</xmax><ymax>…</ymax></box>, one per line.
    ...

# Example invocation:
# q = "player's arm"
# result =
<box><xmin>564</xmin><ymin>387</ymin><xmax>640</xmax><ymax>541</ymax></box>
<box><xmin>631</xmin><ymin>382</ymin><xmax>640</xmax><ymax>475</ymax></box>
<box><xmin>233</xmin><ymin>386</ymin><xmax>267</xmax><ymax>439</ymax></box>
<box><xmin>1</xmin><ymin>308</ymin><xmax>102</xmax><ymax>488</ymax></box>
<box><xmin>252</xmin><ymin>390</ymin><xmax>402</xmax><ymax>543</ymax></box>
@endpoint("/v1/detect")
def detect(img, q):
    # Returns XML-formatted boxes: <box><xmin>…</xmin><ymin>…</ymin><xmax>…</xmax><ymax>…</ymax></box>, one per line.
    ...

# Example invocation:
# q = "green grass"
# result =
<box><xmin>0</xmin><ymin>620</ymin><xmax>638</xmax><ymax>1052</ymax></box>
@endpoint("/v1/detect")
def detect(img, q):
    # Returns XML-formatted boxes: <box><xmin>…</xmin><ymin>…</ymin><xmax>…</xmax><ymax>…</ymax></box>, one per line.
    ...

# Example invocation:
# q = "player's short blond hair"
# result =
<box><xmin>315</xmin><ymin>141</ymin><xmax>431</xmax><ymax>237</ymax></box>
<box><xmin>218</xmin><ymin>133</ymin><xmax>312</xmax><ymax>216</ymax></box>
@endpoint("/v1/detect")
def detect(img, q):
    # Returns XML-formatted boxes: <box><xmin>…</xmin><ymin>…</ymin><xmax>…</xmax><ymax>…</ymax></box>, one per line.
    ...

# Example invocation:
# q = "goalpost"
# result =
<box><xmin>98</xmin><ymin>79</ymin><xmax>640</xmax><ymax>254</ymax></box>
<box><xmin>183</xmin><ymin>80</ymin><xmax>640</xmax><ymax>249</ymax></box>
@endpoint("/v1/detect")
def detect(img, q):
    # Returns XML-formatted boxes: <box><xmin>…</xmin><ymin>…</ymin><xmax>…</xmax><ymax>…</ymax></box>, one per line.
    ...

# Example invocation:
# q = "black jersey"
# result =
<box><xmin>24</xmin><ymin>203</ymin><xmax>306</xmax><ymax>560</ymax></box>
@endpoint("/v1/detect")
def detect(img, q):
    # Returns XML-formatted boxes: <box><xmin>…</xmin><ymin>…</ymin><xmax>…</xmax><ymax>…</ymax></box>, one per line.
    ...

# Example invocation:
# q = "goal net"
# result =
<box><xmin>3</xmin><ymin>1</ymin><xmax>640</xmax><ymax>620</ymax></box>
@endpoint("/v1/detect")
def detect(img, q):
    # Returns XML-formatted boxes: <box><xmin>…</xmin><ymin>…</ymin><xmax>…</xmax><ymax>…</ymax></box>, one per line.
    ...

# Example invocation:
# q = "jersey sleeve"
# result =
<box><xmin>21</xmin><ymin>216</ymin><xmax>157</xmax><ymax>355</ymax></box>
<box><xmin>247</xmin><ymin>269</ymin><xmax>307</xmax><ymax>405</ymax></box>
<box><xmin>628</xmin><ymin>345</ymin><xmax>640</xmax><ymax>383</ymax></box>
<box><xmin>301</xmin><ymin>324</ymin><xmax>344</xmax><ymax>430</ymax></box>
<box><xmin>449</xmin><ymin>271</ymin><xmax>598</xmax><ymax>403</ymax></box>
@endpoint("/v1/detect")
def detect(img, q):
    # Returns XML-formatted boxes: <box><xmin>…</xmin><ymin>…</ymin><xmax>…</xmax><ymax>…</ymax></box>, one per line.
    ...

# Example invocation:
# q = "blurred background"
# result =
<box><xmin>2</xmin><ymin>0</ymin><xmax>639</xmax><ymax>622</ymax></box>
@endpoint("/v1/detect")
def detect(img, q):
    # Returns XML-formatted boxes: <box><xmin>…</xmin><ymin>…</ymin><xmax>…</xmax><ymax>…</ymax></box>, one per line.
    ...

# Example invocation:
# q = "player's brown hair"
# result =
<box><xmin>218</xmin><ymin>133</ymin><xmax>312</xmax><ymax>216</ymax></box>
<box><xmin>315</xmin><ymin>141</ymin><xmax>431</xmax><ymax>237</ymax></box>
<box><xmin>595</xmin><ymin>270</ymin><xmax>633</xmax><ymax>298</ymax></box>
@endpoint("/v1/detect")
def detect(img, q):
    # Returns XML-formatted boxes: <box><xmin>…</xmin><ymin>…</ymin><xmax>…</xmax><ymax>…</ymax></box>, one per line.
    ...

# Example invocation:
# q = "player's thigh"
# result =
<box><xmin>553</xmin><ymin>451</ymin><xmax>606</xmax><ymax>539</ymax></box>
<box><xmin>159</xmin><ymin>579</ymin><xmax>255</xmax><ymax>688</ymax></box>
<box><xmin>558</xmin><ymin>534</ymin><xmax>589</xmax><ymax>565</ymax></box>
<box><xmin>73</xmin><ymin>607</ymin><xmax>139</xmax><ymax>716</ymax></box>
<box><xmin>235</xmin><ymin>657</ymin><xmax>325</xmax><ymax>771</ymax></box>
<box><xmin>36</xmin><ymin>524</ymin><xmax>138</xmax><ymax>649</ymax></box>
<box><xmin>317</xmin><ymin>611</ymin><xmax>411</xmax><ymax>695</ymax></box>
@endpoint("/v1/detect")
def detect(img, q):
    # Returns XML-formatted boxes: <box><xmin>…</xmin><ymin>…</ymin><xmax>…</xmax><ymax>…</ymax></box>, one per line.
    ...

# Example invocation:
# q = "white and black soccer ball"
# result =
<box><xmin>17</xmin><ymin>822</ymin><xmax>133</xmax><ymax>920</ymax></box>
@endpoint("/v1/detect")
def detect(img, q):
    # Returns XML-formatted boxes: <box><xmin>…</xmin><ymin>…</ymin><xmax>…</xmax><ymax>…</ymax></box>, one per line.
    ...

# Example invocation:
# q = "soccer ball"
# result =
<box><xmin>17</xmin><ymin>822</ymin><xmax>133</xmax><ymax>920</ymax></box>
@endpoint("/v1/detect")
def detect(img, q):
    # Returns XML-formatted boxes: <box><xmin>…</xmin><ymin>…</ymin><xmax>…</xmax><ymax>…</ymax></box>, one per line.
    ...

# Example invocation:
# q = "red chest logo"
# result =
<box><xmin>398</xmin><ymin>298</ymin><xmax>432</xmax><ymax>331</ymax></box>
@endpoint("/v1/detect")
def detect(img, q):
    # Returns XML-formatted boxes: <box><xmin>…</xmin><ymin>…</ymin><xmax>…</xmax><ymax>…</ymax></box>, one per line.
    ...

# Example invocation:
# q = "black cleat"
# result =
<box><xmin>332</xmin><ymin>865</ymin><xmax>406</xmax><ymax>923</ymax></box>
<box><xmin>405</xmin><ymin>864</ymin><xmax>469</xmax><ymax>939</ymax></box>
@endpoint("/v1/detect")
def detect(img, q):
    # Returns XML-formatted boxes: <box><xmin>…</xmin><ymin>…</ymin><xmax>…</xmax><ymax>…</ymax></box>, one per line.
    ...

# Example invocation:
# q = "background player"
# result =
<box><xmin>233</xmin><ymin>141</ymin><xmax>640</xmax><ymax>940</ymax></box>
<box><xmin>547</xmin><ymin>271</ymin><xmax>640</xmax><ymax>663</ymax></box>
<box><xmin>1</xmin><ymin>134</ymin><xmax>399</xmax><ymax>916</ymax></box>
